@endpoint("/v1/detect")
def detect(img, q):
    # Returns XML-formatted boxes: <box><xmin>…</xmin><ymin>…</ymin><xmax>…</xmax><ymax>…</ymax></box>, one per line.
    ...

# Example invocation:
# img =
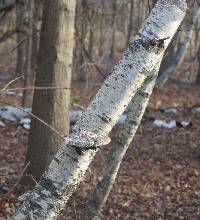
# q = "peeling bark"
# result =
<box><xmin>12</xmin><ymin>1</ymin><xmax>186</xmax><ymax>219</ymax></box>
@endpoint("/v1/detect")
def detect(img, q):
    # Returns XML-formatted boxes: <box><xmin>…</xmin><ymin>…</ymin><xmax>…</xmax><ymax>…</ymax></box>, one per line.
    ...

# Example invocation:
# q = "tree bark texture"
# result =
<box><xmin>15</xmin><ymin>0</ymin><xmax>27</xmax><ymax>76</ymax></box>
<box><xmin>109</xmin><ymin>0</ymin><xmax>117</xmax><ymax>59</ymax></box>
<box><xmin>31</xmin><ymin>0</ymin><xmax>41</xmax><ymax>70</ymax></box>
<box><xmin>24</xmin><ymin>0</ymin><xmax>76</xmax><ymax>181</ymax></box>
<box><xmin>22</xmin><ymin>0</ymin><xmax>33</xmax><ymax>107</ymax></box>
<box><xmin>126</xmin><ymin>0</ymin><xmax>134</xmax><ymax>46</ymax></box>
<box><xmin>74</xmin><ymin>0</ymin><xmax>88</xmax><ymax>81</ymax></box>
<box><xmin>12</xmin><ymin>1</ymin><xmax>186</xmax><ymax>219</ymax></box>
<box><xmin>196</xmin><ymin>47</ymin><xmax>200</xmax><ymax>84</ymax></box>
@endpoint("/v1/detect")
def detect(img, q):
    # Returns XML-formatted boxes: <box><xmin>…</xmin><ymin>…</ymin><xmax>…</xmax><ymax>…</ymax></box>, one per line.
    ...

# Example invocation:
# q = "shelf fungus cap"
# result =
<box><xmin>64</xmin><ymin>129</ymin><xmax>111</xmax><ymax>150</ymax></box>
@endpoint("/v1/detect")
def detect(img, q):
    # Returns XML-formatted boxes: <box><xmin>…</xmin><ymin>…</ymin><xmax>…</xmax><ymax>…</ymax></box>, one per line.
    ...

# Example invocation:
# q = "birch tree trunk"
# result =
<box><xmin>155</xmin><ymin>0</ymin><xmax>200</xmax><ymax>88</ymax></box>
<box><xmin>81</xmin><ymin>62</ymin><xmax>161</xmax><ymax>220</ymax></box>
<box><xmin>24</xmin><ymin>0</ymin><xmax>76</xmax><ymax>182</ymax></box>
<box><xmin>12</xmin><ymin>1</ymin><xmax>186</xmax><ymax>219</ymax></box>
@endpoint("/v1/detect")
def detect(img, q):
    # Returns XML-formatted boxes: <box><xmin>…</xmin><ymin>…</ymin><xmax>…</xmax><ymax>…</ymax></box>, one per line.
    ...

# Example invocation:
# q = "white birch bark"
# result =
<box><xmin>12</xmin><ymin>1</ymin><xmax>187</xmax><ymax>219</ymax></box>
<box><xmin>156</xmin><ymin>0</ymin><xmax>200</xmax><ymax>88</ymax></box>
<box><xmin>81</xmin><ymin>62</ymin><xmax>161</xmax><ymax>220</ymax></box>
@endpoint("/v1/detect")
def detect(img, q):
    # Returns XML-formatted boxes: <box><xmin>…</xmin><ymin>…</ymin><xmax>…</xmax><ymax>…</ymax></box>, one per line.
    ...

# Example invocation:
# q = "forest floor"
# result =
<box><xmin>0</xmin><ymin>42</ymin><xmax>200</xmax><ymax>219</ymax></box>
<box><xmin>0</xmin><ymin>80</ymin><xmax>200</xmax><ymax>220</ymax></box>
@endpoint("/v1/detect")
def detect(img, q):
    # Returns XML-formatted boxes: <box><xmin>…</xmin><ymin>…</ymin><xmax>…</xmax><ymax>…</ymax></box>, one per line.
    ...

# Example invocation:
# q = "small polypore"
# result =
<box><xmin>64</xmin><ymin>129</ymin><xmax>111</xmax><ymax>153</ymax></box>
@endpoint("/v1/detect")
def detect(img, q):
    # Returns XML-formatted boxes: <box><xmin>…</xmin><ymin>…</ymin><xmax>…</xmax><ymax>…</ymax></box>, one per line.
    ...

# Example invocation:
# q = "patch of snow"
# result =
<box><xmin>162</xmin><ymin>108</ymin><xmax>178</xmax><ymax>114</ymax></box>
<box><xmin>179</xmin><ymin>121</ymin><xmax>190</xmax><ymax>128</ymax></box>
<box><xmin>117</xmin><ymin>114</ymin><xmax>127</xmax><ymax>124</ymax></box>
<box><xmin>19</xmin><ymin>118</ymin><xmax>31</xmax><ymax>129</ymax></box>
<box><xmin>0</xmin><ymin>106</ymin><xmax>31</xmax><ymax>121</ymax></box>
<box><xmin>5</xmin><ymin>91</ymin><xmax>23</xmax><ymax>98</ymax></box>
<box><xmin>0</xmin><ymin>105</ymin><xmax>192</xmax><ymax>130</ymax></box>
<box><xmin>69</xmin><ymin>110</ymin><xmax>82</xmax><ymax>123</ymax></box>
<box><xmin>0</xmin><ymin>120</ymin><xmax>5</xmax><ymax>127</ymax></box>
<box><xmin>191</xmin><ymin>107</ymin><xmax>200</xmax><ymax>113</ymax></box>
<box><xmin>153</xmin><ymin>119</ymin><xmax>176</xmax><ymax>128</ymax></box>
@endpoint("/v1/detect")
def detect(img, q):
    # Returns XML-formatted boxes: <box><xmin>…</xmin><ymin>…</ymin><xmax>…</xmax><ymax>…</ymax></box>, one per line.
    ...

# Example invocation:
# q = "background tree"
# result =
<box><xmin>24</xmin><ymin>0</ymin><xmax>76</xmax><ymax>182</ymax></box>
<box><xmin>22</xmin><ymin>0</ymin><xmax>33</xmax><ymax>107</ymax></box>
<box><xmin>196</xmin><ymin>47</ymin><xmax>200</xmax><ymax>84</ymax></box>
<box><xmin>156</xmin><ymin>0</ymin><xmax>200</xmax><ymax>88</ymax></box>
<box><xmin>15</xmin><ymin>0</ymin><xmax>26</xmax><ymax>78</ymax></box>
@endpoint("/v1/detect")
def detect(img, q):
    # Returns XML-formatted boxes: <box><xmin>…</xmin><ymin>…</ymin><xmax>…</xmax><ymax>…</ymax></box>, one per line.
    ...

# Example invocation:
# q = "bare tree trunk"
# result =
<box><xmin>88</xmin><ymin>2</ymin><xmax>95</xmax><ymax>58</ymax></box>
<box><xmin>12</xmin><ymin>1</ymin><xmax>186</xmax><ymax>219</ymax></box>
<box><xmin>98</xmin><ymin>0</ymin><xmax>105</xmax><ymax>57</ymax></box>
<box><xmin>81</xmin><ymin>62</ymin><xmax>161</xmax><ymax>220</ymax></box>
<box><xmin>196</xmin><ymin>47</ymin><xmax>200</xmax><ymax>84</ymax></box>
<box><xmin>24</xmin><ymin>0</ymin><xmax>76</xmax><ymax>182</ymax></box>
<box><xmin>88</xmin><ymin>26</ymin><xmax>94</xmax><ymax>57</ymax></box>
<box><xmin>15</xmin><ymin>0</ymin><xmax>26</xmax><ymax>76</ymax></box>
<box><xmin>22</xmin><ymin>0</ymin><xmax>33</xmax><ymax>107</ymax></box>
<box><xmin>140</xmin><ymin>0</ymin><xmax>144</xmax><ymax>24</ymax></box>
<box><xmin>31</xmin><ymin>0</ymin><xmax>41</xmax><ymax>70</ymax></box>
<box><xmin>126</xmin><ymin>0</ymin><xmax>134</xmax><ymax>46</ymax></box>
<box><xmin>109</xmin><ymin>0</ymin><xmax>117</xmax><ymax>59</ymax></box>
<box><xmin>156</xmin><ymin>0</ymin><xmax>200</xmax><ymax>88</ymax></box>
<box><xmin>137</xmin><ymin>0</ymin><xmax>141</xmax><ymax>31</ymax></box>
<box><xmin>75</xmin><ymin>0</ymin><xmax>87</xmax><ymax>81</ymax></box>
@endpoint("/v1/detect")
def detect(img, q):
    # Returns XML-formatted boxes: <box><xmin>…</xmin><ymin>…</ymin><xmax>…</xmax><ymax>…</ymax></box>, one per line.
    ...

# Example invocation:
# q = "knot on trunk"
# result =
<box><xmin>128</xmin><ymin>37</ymin><xmax>169</xmax><ymax>55</ymax></box>
<box><xmin>141</xmin><ymin>37</ymin><xmax>170</xmax><ymax>54</ymax></box>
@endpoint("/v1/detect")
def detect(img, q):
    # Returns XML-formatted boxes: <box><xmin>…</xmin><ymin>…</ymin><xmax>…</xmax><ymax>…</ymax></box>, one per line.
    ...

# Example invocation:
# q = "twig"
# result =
<box><xmin>73</xmin><ymin>200</ymin><xmax>78</xmax><ymax>220</ymax></box>
<box><xmin>30</xmin><ymin>175</ymin><xmax>38</xmax><ymax>186</ymax></box>
<box><xmin>83</xmin><ymin>46</ymin><xmax>106</xmax><ymax>78</ymax></box>
<box><xmin>0</xmin><ymin>86</ymin><xmax>72</xmax><ymax>94</ymax></box>
<box><xmin>71</xmin><ymin>103</ymin><xmax>85</xmax><ymax>111</ymax></box>
<box><xmin>2</xmin><ymin>76</ymin><xmax>23</xmax><ymax>91</ymax></box>
<box><xmin>11</xmin><ymin>29</ymin><xmax>40</xmax><ymax>52</ymax></box>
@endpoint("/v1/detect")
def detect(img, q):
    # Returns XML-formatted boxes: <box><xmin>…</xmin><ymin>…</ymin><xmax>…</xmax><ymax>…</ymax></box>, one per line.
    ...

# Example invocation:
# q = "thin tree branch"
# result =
<box><xmin>2</xmin><ymin>162</ymin><xmax>30</xmax><ymax>199</ymax></box>
<box><xmin>0</xmin><ymin>86</ymin><xmax>72</xmax><ymax>93</ymax></box>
